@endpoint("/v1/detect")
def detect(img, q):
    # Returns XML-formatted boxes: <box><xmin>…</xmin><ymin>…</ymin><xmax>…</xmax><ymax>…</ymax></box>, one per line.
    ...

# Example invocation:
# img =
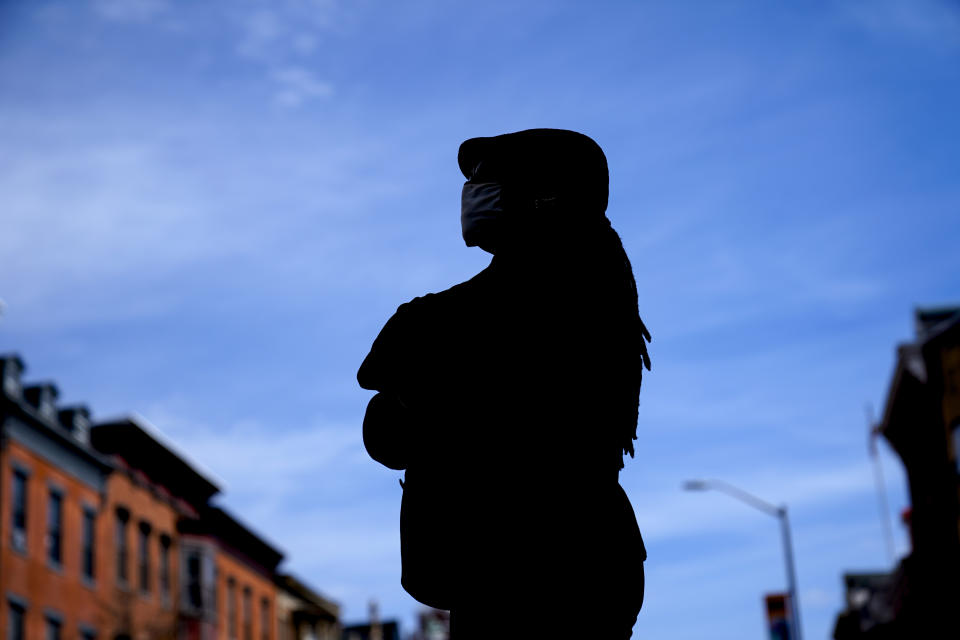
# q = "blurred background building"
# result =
<box><xmin>833</xmin><ymin>306</ymin><xmax>960</xmax><ymax>638</ymax></box>
<box><xmin>1</xmin><ymin>353</ymin><xmax>341</xmax><ymax>640</ymax></box>
<box><xmin>407</xmin><ymin>608</ymin><xmax>449</xmax><ymax>640</ymax></box>
<box><xmin>275</xmin><ymin>573</ymin><xmax>341</xmax><ymax>640</ymax></box>
<box><xmin>341</xmin><ymin>601</ymin><xmax>400</xmax><ymax>640</ymax></box>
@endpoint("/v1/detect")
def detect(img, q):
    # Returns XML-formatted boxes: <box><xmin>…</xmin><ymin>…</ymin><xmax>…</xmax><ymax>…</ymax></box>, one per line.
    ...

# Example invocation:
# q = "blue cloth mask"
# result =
<box><xmin>461</xmin><ymin>182</ymin><xmax>504</xmax><ymax>251</ymax></box>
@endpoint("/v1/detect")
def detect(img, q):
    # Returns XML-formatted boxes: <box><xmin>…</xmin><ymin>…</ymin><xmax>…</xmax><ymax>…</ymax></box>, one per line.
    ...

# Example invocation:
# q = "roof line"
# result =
<box><xmin>98</xmin><ymin>411</ymin><xmax>225</xmax><ymax>493</ymax></box>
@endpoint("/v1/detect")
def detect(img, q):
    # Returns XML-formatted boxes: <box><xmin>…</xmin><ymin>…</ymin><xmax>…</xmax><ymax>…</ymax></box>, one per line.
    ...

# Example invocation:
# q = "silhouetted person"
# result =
<box><xmin>359</xmin><ymin>129</ymin><xmax>651</xmax><ymax>639</ymax></box>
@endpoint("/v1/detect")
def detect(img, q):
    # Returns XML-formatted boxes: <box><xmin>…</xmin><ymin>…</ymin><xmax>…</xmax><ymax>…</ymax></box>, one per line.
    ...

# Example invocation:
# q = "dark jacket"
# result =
<box><xmin>359</xmin><ymin>244</ymin><xmax>646</xmax><ymax>625</ymax></box>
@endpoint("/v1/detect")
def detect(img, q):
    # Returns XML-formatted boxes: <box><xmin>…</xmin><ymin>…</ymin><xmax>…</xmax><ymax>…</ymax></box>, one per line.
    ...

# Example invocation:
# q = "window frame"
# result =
<box><xmin>81</xmin><ymin>506</ymin><xmax>97</xmax><ymax>583</ymax></box>
<box><xmin>137</xmin><ymin>521</ymin><xmax>152</xmax><ymax>596</ymax></box>
<box><xmin>7</xmin><ymin>598</ymin><xmax>27</xmax><ymax>640</ymax></box>
<box><xmin>115</xmin><ymin>507</ymin><xmax>130</xmax><ymax>586</ymax></box>
<box><xmin>260</xmin><ymin>596</ymin><xmax>270</xmax><ymax>640</ymax></box>
<box><xmin>227</xmin><ymin>577</ymin><xmax>238</xmax><ymax>640</ymax></box>
<box><xmin>242</xmin><ymin>586</ymin><xmax>253</xmax><ymax>640</ymax></box>
<box><xmin>46</xmin><ymin>486</ymin><xmax>64</xmax><ymax>568</ymax></box>
<box><xmin>45</xmin><ymin>612</ymin><xmax>62</xmax><ymax>640</ymax></box>
<box><xmin>10</xmin><ymin>466</ymin><xmax>29</xmax><ymax>553</ymax></box>
<box><xmin>159</xmin><ymin>534</ymin><xmax>172</xmax><ymax>606</ymax></box>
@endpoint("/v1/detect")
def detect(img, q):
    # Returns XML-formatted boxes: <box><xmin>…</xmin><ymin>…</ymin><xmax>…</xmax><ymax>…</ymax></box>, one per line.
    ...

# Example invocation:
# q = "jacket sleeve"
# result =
<box><xmin>363</xmin><ymin>392</ymin><xmax>414</xmax><ymax>470</ymax></box>
<box><xmin>357</xmin><ymin>301</ymin><xmax>418</xmax><ymax>392</ymax></box>
<box><xmin>358</xmin><ymin>300</ymin><xmax>424</xmax><ymax>470</ymax></box>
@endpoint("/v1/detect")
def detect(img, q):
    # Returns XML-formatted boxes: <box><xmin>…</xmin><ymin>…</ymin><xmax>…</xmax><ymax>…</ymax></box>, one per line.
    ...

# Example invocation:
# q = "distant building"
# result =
<box><xmin>341</xmin><ymin>620</ymin><xmax>400</xmax><ymax>640</ymax></box>
<box><xmin>408</xmin><ymin>608</ymin><xmax>449</xmax><ymax>640</ymax></box>
<box><xmin>1</xmin><ymin>353</ymin><xmax>341</xmax><ymax>640</ymax></box>
<box><xmin>94</xmin><ymin>416</ymin><xmax>285</xmax><ymax>640</ymax></box>
<box><xmin>1</xmin><ymin>358</ymin><xmax>116</xmax><ymax>640</ymax></box>
<box><xmin>832</xmin><ymin>572</ymin><xmax>898</xmax><ymax>638</ymax></box>
<box><xmin>275</xmin><ymin>573</ymin><xmax>340</xmax><ymax>640</ymax></box>
<box><xmin>833</xmin><ymin>306</ymin><xmax>960</xmax><ymax>638</ymax></box>
<box><xmin>342</xmin><ymin>602</ymin><xmax>400</xmax><ymax>640</ymax></box>
<box><xmin>92</xmin><ymin>415</ymin><xmax>221</xmax><ymax>639</ymax></box>
<box><xmin>179</xmin><ymin>506</ymin><xmax>284</xmax><ymax>640</ymax></box>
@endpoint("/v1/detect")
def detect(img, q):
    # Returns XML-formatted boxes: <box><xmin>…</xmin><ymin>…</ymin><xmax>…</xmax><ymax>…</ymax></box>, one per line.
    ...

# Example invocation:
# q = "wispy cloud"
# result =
<box><xmin>236</xmin><ymin>8</ymin><xmax>284</xmax><ymax>59</ymax></box>
<box><xmin>233</xmin><ymin>0</ymin><xmax>338</xmax><ymax>61</ymax></box>
<box><xmin>232</xmin><ymin>2</ymin><xmax>339</xmax><ymax>107</ymax></box>
<box><xmin>273</xmin><ymin>66</ymin><xmax>334</xmax><ymax>107</ymax></box>
<box><xmin>86</xmin><ymin>1</ymin><xmax>339</xmax><ymax>105</ymax></box>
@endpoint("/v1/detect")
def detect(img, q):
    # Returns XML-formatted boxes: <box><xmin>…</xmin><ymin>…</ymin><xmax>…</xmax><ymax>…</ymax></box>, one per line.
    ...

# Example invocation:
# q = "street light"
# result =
<box><xmin>683</xmin><ymin>479</ymin><xmax>803</xmax><ymax>640</ymax></box>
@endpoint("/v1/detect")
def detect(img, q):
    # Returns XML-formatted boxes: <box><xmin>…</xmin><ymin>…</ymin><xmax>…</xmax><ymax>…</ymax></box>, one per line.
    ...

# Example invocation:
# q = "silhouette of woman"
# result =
<box><xmin>359</xmin><ymin>129</ymin><xmax>650</xmax><ymax>639</ymax></box>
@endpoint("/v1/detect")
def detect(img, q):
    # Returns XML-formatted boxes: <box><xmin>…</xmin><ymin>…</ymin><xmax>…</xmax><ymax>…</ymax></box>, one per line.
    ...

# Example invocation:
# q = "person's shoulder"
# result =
<box><xmin>400</xmin><ymin>264</ymin><xmax>493</xmax><ymax>312</ymax></box>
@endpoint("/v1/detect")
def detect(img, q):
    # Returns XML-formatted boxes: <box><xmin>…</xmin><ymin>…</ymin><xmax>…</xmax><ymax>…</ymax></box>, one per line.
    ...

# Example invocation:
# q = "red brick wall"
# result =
<box><xmin>98</xmin><ymin>466</ymin><xmax>182</xmax><ymax>638</ymax></box>
<box><xmin>217</xmin><ymin>550</ymin><xmax>277</xmax><ymax>640</ymax></box>
<box><xmin>1</xmin><ymin>439</ymin><xmax>102</xmax><ymax>639</ymax></box>
<box><xmin>2</xmin><ymin>440</ymin><xmax>184</xmax><ymax>639</ymax></box>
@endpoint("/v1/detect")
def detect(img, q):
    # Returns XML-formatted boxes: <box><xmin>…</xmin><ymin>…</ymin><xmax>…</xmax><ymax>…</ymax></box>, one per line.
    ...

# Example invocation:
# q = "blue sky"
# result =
<box><xmin>2</xmin><ymin>1</ymin><xmax>959</xmax><ymax>637</ymax></box>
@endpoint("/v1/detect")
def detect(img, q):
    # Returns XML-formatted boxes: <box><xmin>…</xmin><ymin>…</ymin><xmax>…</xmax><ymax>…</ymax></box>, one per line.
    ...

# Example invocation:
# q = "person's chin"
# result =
<box><xmin>462</xmin><ymin>230</ymin><xmax>498</xmax><ymax>254</ymax></box>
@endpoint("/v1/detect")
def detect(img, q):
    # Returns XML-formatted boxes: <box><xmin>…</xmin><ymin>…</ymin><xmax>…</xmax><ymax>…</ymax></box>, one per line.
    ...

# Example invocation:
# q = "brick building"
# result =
<box><xmin>1</xmin><ymin>354</ymin><xmax>340</xmax><ymax>640</ymax></box>
<box><xmin>1</xmin><ymin>361</ymin><xmax>113</xmax><ymax>640</ymax></box>
<box><xmin>177</xmin><ymin>506</ymin><xmax>283</xmax><ymax>640</ymax></box>
<box><xmin>91</xmin><ymin>416</ymin><xmax>222</xmax><ymax>640</ymax></box>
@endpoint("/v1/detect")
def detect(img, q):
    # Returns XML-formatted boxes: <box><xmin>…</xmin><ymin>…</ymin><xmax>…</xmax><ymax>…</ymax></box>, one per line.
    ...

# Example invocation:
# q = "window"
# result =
<box><xmin>260</xmin><ymin>597</ymin><xmax>270</xmax><ymax>640</ymax></box>
<box><xmin>80</xmin><ymin>629</ymin><xmax>97</xmax><ymax>640</ymax></box>
<box><xmin>115</xmin><ymin>508</ymin><xmax>129</xmax><ymax>585</ymax></box>
<box><xmin>45</xmin><ymin>616</ymin><xmax>62</xmax><ymax>640</ymax></box>
<box><xmin>185</xmin><ymin>550</ymin><xmax>204</xmax><ymax>609</ymax></box>
<box><xmin>138</xmin><ymin>522</ymin><xmax>151</xmax><ymax>594</ymax></box>
<box><xmin>8</xmin><ymin>601</ymin><xmax>25</xmax><ymax>640</ymax></box>
<box><xmin>11</xmin><ymin>469</ymin><xmax>27</xmax><ymax>552</ymax></box>
<box><xmin>227</xmin><ymin>578</ymin><xmax>237</xmax><ymax>639</ymax></box>
<box><xmin>82</xmin><ymin>508</ymin><xmax>96</xmax><ymax>581</ymax></box>
<box><xmin>242</xmin><ymin>587</ymin><xmax>252</xmax><ymax>640</ymax></box>
<box><xmin>47</xmin><ymin>489</ymin><xmax>63</xmax><ymax>566</ymax></box>
<box><xmin>159</xmin><ymin>535</ymin><xmax>171</xmax><ymax>604</ymax></box>
<box><xmin>213</xmin><ymin>566</ymin><xmax>219</xmax><ymax>615</ymax></box>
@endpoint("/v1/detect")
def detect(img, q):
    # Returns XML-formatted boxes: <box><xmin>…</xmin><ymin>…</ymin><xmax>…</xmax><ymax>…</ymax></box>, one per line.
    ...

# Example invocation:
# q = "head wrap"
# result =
<box><xmin>458</xmin><ymin>128</ymin><xmax>609</xmax><ymax>215</ymax></box>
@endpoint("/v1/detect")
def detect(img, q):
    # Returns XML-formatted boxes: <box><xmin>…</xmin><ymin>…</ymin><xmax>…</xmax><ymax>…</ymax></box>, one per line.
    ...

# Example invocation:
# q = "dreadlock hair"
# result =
<box><xmin>458</xmin><ymin>128</ymin><xmax>652</xmax><ymax>467</ymax></box>
<box><xmin>598</xmin><ymin>218</ymin><xmax>652</xmax><ymax>467</ymax></box>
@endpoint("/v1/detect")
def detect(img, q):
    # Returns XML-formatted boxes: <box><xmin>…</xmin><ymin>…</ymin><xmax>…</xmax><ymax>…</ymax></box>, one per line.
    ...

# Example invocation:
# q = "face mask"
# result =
<box><xmin>461</xmin><ymin>182</ymin><xmax>504</xmax><ymax>251</ymax></box>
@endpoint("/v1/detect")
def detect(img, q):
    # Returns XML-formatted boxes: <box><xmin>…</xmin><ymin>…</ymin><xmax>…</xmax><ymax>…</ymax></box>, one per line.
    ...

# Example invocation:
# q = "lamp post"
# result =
<box><xmin>683</xmin><ymin>479</ymin><xmax>802</xmax><ymax>640</ymax></box>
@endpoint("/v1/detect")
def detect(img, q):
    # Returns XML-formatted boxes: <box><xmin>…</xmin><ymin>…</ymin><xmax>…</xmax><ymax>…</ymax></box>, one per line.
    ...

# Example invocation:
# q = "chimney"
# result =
<box><xmin>23</xmin><ymin>382</ymin><xmax>60</xmax><ymax>421</ymax></box>
<box><xmin>58</xmin><ymin>405</ymin><xmax>92</xmax><ymax>444</ymax></box>
<box><xmin>1</xmin><ymin>354</ymin><xmax>25</xmax><ymax>399</ymax></box>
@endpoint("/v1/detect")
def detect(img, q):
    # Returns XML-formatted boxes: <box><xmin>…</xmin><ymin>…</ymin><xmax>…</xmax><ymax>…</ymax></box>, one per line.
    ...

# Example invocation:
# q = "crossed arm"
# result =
<box><xmin>362</xmin><ymin>391</ymin><xmax>413</xmax><ymax>470</ymax></box>
<box><xmin>358</xmin><ymin>302</ymin><xmax>419</xmax><ymax>471</ymax></box>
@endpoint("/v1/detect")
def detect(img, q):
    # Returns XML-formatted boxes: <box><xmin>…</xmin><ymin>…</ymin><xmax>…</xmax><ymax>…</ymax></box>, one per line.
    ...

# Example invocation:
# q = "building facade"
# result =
<box><xmin>1</xmin><ymin>358</ymin><xmax>113</xmax><ymax>640</ymax></box>
<box><xmin>91</xmin><ymin>416</ymin><xmax>222</xmax><ymax>640</ymax></box>
<box><xmin>1</xmin><ymin>354</ymin><xmax>340</xmax><ymax>640</ymax></box>
<box><xmin>833</xmin><ymin>307</ymin><xmax>960</xmax><ymax>638</ymax></box>
<box><xmin>177</xmin><ymin>506</ymin><xmax>283</xmax><ymax>640</ymax></box>
<box><xmin>275</xmin><ymin>574</ymin><xmax>340</xmax><ymax>640</ymax></box>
